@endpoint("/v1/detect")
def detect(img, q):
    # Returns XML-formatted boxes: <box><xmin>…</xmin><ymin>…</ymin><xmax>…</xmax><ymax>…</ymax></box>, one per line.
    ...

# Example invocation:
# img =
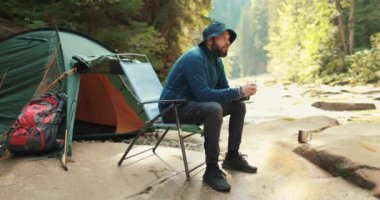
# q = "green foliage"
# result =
<box><xmin>209</xmin><ymin>0</ymin><xmax>249</xmax><ymax>30</ymax></box>
<box><xmin>346</xmin><ymin>33</ymin><xmax>380</xmax><ymax>83</ymax></box>
<box><xmin>235</xmin><ymin>0</ymin><xmax>268</xmax><ymax>77</ymax></box>
<box><xmin>316</xmin><ymin>33</ymin><xmax>380</xmax><ymax>85</ymax></box>
<box><xmin>42</xmin><ymin>0</ymin><xmax>143</xmax><ymax>32</ymax></box>
<box><xmin>208</xmin><ymin>0</ymin><xmax>250</xmax><ymax>78</ymax></box>
<box><xmin>148</xmin><ymin>0</ymin><xmax>212</xmax><ymax>76</ymax></box>
<box><xmin>116</xmin><ymin>22</ymin><xmax>167</xmax><ymax>79</ymax></box>
<box><xmin>0</xmin><ymin>0</ymin><xmax>48</xmax><ymax>28</ymax></box>
<box><xmin>216</xmin><ymin>0</ymin><xmax>380</xmax><ymax>85</ymax></box>
<box><xmin>227</xmin><ymin>0</ymin><xmax>378</xmax><ymax>84</ymax></box>
<box><xmin>354</xmin><ymin>0</ymin><xmax>380</xmax><ymax>49</ymax></box>
<box><xmin>266</xmin><ymin>0</ymin><xmax>336</xmax><ymax>83</ymax></box>
<box><xmin>0</xmin><ymin>1</ymin><xmax>19</xmax><ymax>23</ymax></box>
<box><xmin>3</xmin><ymin>0</ymin><xmax>378</xmax><ymax>85</ymax></box>
<box><xmin>229</xmin><ymin>56</ymin><xmax>241</xmax><ymax>78</ymax></box>
<box><xmin>0</xmin><ymin>0</ymin><xmax>215</xmax><ymax>80</ymax></box>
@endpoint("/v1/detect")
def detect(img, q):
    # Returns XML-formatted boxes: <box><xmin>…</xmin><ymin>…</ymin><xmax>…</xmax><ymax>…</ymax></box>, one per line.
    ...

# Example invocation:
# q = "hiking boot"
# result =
<box><xmin>203</xmin><ymin>167</ymin><xmax>231</xmax><ymax>192</ymax></box>
<box><xmin>222</xmin><ymin>153</ymin><xmax>257</xmax><ymax>173</ymax></box>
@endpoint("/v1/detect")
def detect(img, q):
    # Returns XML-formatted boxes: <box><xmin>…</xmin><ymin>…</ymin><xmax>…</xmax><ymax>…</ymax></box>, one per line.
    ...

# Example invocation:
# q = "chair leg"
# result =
<box><xmin>153</xmin><ymin>128</ymin><xmax>169</xmax><ymax>153</ymax></box>
<box><xmin>178</xmin><ymin>132</ymin><xmax>190</xmax><ymax>181</ymax></box>
<box><xmin>173</xmin><ymin>105</ymin><xmax>191</xmax><ymax>181</ymax></box>
<box><xmin>118</xmin><ymin>105</ymin><xmax>175</xmax><ymax>166</ymax></box>
<box><xmin>118</xmin><ymin>128</ymin><xmax>146</xmax><ymax>166</ymax></box>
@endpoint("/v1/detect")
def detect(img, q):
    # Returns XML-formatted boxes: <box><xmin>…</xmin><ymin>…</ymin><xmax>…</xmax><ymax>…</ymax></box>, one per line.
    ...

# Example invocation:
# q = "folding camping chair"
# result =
<box><xmin>116</xmin><ymin>54</ymin><xmax>204</xmax><ymax>181</ymax></box>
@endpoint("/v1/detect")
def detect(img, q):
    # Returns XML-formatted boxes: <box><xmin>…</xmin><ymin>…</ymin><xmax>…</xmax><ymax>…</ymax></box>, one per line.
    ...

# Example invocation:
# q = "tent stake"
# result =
<box><xmin>61</xmin><ymin>129</ymin><xmax>69</xmax><ymax>171</ymax></box>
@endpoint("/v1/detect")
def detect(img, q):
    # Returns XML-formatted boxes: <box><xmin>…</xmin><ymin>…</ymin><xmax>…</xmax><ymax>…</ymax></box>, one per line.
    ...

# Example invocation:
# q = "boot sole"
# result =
<box><xmin>222</xmin><ymin>164</ymin><xmax>257</xmax><ymax>173</ymax></box>
<box><xmin>203</xmin><ymin>179</ymin><xmax>231</xmax><ymax>192</ymax></box>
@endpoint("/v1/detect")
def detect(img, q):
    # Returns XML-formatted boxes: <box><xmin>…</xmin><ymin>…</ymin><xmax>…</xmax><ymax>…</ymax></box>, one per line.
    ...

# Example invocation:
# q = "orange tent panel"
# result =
<box><xmin>76</xmin><ymin>74</ymin><xmax>144</xmax><ymax>134</ymax></box>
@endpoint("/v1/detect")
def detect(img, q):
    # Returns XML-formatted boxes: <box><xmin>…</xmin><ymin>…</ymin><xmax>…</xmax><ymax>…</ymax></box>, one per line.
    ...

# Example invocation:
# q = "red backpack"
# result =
<box><xmin>6</xmin><ymin>93</ymin><xmax>67</xmax><ymax>154</ymax></box>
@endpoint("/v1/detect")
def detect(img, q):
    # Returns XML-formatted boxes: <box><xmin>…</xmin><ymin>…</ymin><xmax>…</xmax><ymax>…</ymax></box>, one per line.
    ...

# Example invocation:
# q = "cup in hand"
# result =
<box><xmin>242</xmin><ymin>81</ymin><xmax>257</xmax><ymax>97</ymax></box>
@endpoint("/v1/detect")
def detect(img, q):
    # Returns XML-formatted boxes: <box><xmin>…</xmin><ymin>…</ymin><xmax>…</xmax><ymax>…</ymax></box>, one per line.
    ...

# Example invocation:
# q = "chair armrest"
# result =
<box><xmin>139</xmin><ymin>99</ymin><xmax>187</xmax><ymax>105</ymax></box>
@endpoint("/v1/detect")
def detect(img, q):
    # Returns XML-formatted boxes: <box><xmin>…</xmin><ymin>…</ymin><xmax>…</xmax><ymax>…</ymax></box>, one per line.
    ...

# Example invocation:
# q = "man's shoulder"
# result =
<box><xmin>181</xmin><ymin>46</ymin><xmax>205</xmax><ymax>62</ymax></box>
<box><xmin>172</xmin><ymin>46</ymin><xmax>206</xmax><ymax>70</ymax></box>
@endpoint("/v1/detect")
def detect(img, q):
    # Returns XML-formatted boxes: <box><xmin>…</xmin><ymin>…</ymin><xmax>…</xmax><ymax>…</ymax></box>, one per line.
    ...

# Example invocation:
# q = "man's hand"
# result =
<box><xmin>241</xmin><ymin>83</ymin><xmax>257</xmax><ymax>97</ymax></box>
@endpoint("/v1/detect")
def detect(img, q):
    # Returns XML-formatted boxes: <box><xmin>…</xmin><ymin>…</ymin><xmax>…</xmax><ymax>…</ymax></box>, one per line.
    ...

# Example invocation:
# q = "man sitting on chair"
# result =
<box><xmin>159</xmin><ymin>21</ymin><xmax>257</xmax><ymax>192</ymax></box>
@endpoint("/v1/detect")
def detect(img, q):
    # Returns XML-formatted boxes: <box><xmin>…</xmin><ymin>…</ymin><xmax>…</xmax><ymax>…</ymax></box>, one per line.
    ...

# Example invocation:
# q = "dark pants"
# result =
<box><xmin>162</xmin><ymin>101</ymin><xmax>246</xmax><ymax>164</ymax></box>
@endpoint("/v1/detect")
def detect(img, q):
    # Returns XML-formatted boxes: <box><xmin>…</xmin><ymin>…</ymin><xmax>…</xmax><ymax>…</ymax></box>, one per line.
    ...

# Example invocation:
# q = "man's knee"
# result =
<box><xmin>235</xmin><ymin>101</ymin><xmax>246</xmax><ymax>115</ymax></box>
<box><xmin>203</xmin><ymin>102</ymin><xmax>223</xmax><ymax>120</ymax></box>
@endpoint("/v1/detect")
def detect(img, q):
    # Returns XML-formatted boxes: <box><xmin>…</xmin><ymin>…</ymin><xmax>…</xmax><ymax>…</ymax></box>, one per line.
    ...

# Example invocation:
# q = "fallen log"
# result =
<box><xmin>312</xmin><ymin>101</ymin><xmax>376</xmax><ymax>111</ymax></box>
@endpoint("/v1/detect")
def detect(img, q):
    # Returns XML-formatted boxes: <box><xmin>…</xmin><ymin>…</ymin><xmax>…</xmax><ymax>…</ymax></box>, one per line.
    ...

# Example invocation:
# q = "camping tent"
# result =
<box><xmin>0</xmin><ymin>28</ymin><xmax>145</xmax><ymax>155</ymax></box>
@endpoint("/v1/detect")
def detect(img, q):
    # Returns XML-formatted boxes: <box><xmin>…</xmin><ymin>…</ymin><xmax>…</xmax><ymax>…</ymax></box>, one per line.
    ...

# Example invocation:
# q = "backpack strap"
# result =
<box><xmin>0</xmin><ymin>126</ymin><xmax>12</xmax><ymax>155</ymax></box>
<box><xmin>0</xmin><ymin>138</ymin><xmax>8</xmax><ymax>153</ymax></box>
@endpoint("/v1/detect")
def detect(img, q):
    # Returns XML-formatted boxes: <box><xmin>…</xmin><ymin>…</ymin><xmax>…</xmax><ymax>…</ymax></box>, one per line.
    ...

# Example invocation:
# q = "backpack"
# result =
<box><xmin>6</xmin><ymin>92</ymin><xmax>67</xmax><ymax>154</ymax></box>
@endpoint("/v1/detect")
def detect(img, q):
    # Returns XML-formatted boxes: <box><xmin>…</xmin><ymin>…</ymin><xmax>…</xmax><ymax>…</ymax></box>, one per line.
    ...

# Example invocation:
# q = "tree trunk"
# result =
<box><xmin>142</xmin><ymin>0</ymin><xmax>161</xmax><ymax>24</ymax></box>
<box><xmin>348</xmin><ymin>0</ymin><xmax>355</xmax><ymax>54</ymax></box>
<box><xmin>335</xmin><ymin>0</ymin><xmax>349</xmax><ymax>55</ymax></box>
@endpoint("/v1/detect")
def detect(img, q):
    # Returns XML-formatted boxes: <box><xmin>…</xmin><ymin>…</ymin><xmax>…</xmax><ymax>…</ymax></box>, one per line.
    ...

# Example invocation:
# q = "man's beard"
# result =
<box><xmin>211</xmin><ymin>40</ymin><xmax>228</xmax><ymax>57</ymax></box>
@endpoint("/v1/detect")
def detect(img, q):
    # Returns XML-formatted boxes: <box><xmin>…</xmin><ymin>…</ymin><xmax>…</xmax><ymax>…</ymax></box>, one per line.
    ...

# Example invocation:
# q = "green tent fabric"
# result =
<box><xmin>0</xmin><ymin>28</ymin><xmax>144</xmax><ymax>157</ymax></box>
<box><xmin>72</xmin><ymin>55</ymin><xmax>124</xmax><ymax>74</ymax></box>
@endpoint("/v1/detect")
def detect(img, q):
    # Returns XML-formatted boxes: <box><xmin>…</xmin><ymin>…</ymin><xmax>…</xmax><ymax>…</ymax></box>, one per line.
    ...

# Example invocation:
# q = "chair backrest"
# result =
<box><xmin>118</xmin><ymin>54</ymin><xmax>162</xmax><ymax>120</ymax></box>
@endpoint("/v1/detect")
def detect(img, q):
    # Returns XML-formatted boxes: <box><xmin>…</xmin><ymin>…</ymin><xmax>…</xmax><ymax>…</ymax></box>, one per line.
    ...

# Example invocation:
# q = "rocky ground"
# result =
<box><xmin>0</xmin><ymin>76</ymin><xmax>379</xmax><ymax>199</ymax></box>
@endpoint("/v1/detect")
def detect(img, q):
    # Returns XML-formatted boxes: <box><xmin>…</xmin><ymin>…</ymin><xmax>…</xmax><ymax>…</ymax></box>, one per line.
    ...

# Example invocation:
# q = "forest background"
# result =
<box><xmin>0</xmin><ymin>0</ymin><xmax>379</xmax><ymax>85</ymax></box>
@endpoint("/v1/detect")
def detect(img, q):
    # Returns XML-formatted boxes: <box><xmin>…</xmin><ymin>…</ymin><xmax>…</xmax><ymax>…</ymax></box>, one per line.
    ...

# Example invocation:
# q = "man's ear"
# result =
<box><xmin>205</xmin><ymin>37</ymin><xmax>213</xmax><ymax>47</ymax></box>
